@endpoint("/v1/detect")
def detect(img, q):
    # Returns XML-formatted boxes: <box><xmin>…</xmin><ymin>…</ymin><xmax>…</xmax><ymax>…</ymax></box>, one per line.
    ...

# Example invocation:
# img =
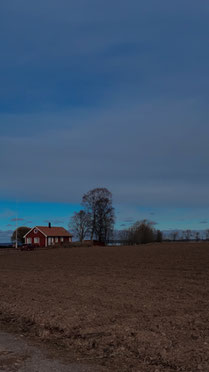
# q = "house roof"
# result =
<box><xmin>37</xmin><ymin>226</ymin><xmax>72</xmax><ymax>237</ymax></box>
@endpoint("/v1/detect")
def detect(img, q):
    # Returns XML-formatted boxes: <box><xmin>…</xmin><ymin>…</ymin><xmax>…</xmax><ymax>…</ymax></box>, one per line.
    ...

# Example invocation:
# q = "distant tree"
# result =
<box><xmin>118</xmin><ymin>229</ymin><xmax>130</xmax><ymax>244</ymax></box>
<box><xmin>69</xmin><ymin>210</ymin><xmax>91</xmax><ymax>242</ymax></box>
<box><xmin>156</xmin><ymin>230</ymin><xmax>163</xmax><ymax>242</ymax></box>
<box><xmin>205</xmin><ymin>229</ymin><xmax>209</xmax><ymax>240</ymax></box>
<box><xmin>127</xmin><ymin>220</ymin><xmax>156</xmax><ymax>245</ymax></box>
<box><xmin>82</xmin><ymin>188</ymin><xmax>115</xmax><ymax>243</ymax></box>
<box><xmin>185</xmin><ymin>229</ymin><xmax>192</xmax><ymax>241</ymax></box>
<box><xmin>195</xmin><ymin>232</ymin><xmax>200</xmax><ymax>241</ymax></box>
<box><xmin>171</xmin><ymin>231</ymin><xmax>179</xmax><ymax>241</ymax></box>
<box><xmin>11</xmin><ymin>226</ymin><xmax>31</xmax><ymax>244</ymax></box>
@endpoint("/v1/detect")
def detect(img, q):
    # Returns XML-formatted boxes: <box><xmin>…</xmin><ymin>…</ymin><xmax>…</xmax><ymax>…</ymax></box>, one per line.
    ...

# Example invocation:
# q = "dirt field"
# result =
<box><xmin>0</xmin><ymin>242</ymin><xmax>209</xmax><ymax>371</ymax></box>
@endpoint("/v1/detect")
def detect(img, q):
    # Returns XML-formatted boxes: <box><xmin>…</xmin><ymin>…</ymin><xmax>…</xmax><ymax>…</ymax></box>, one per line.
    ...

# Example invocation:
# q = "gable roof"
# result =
<box><xmin>37</xmin><ymin>226</ymin><xmax>72</xmax><ymax>237</ymax></box>
<box><xmin>24</xmin><ymin>226</ymin><xmax>72</xmax><ymax>238</ymax></box>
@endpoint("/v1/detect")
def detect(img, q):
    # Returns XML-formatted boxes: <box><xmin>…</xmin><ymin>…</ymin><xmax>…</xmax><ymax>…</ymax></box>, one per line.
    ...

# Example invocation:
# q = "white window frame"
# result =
<box><xmin>34</xmin><ymin>237</ymin><xmax>40</xmax><ymax>244</ymax></box>
<box><xmin>27</xmin><ymin>238</ymin><xmax>32</xmax><ymax>244</ymax></box>
<box><xmin>61</xmin><ymin>237</ymin><xmax>64</xmax><ymax>242</ymax></box>
<box><xmin>55</xmin><ymin>237</ymin><xmax>58</xmax><ymax>243</ymax></box>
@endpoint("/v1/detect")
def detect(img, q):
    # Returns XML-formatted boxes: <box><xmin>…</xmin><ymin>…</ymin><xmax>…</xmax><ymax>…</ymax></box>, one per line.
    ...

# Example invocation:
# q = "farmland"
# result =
<box><xmin>0</xmin><ymin>243</ymin><xmax>209</xmax><ymax>371</ymax></box>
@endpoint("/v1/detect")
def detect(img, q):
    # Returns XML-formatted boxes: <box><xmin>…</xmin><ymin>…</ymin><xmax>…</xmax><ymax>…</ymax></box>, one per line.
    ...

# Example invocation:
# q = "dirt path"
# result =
<box><xmin>0</xmin><ymin>330</ymin><xmax>106</xmax><ymax>372</ymax></box>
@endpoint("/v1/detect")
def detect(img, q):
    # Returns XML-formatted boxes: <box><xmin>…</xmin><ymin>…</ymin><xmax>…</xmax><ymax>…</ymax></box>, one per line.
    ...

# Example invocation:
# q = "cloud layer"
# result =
<box><xmin>1</xmin><ymin>0</ymin><xmax>209</xmax><ymax>208</ymax></box>
<box><xmin>1</xmin><ymin>98</ymin><xmax>209</xmax><ymax>206</ymax></box>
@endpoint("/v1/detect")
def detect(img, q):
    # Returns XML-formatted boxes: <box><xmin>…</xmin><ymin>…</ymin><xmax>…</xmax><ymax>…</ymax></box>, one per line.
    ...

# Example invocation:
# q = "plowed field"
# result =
<box><xmin>0</xmin><ymin>242</ymin><xmax>209</xmax><ymax>371</ymax></box>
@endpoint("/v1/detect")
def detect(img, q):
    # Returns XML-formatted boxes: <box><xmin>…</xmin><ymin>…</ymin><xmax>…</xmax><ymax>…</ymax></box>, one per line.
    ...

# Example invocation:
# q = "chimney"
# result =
<box><xmin>48</xmin><ymin>222</ymin><xmax>51</xmax><ymax>228</ymax></box>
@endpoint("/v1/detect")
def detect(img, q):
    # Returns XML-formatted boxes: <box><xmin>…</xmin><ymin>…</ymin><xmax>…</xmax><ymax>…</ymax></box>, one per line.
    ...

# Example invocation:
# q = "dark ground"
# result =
<box><xmin>0</xmin><ymin>242</ymin><xmax>209</xmax><ymax>371</ymax></box>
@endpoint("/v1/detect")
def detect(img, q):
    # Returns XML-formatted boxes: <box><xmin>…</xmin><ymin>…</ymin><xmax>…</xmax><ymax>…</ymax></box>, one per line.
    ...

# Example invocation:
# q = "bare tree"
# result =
<box><xmin>156</xmin><ymin>230</ymin><xmax>163</xmax><ymax>242</ymax></box>
<box><xmin>82</xmin><ymin>188</ymin><xmax>115</xmax><ymax>243</ymax></box>
<box><xmin>185</xmin><ymin>229</ymin><xmax>192</xmax><ymax>241</ymax></box>
<box><xmin>182</xmin><ymin>231</ymin><xmax>187</xmax><ymax>240</ymax></box>
<box><xmin>205</xmin><ymin>229</ymin><xmax>209</xmax><ymax>240</ymax></box>
<box><xmin>11</xmin><ymin>226</ymin><xmax>30</xmax><ymax>245</ymax></box>
<box><xmin>127</xmin><ymin>220</ymin><xmax>156</xmax><ymax>245</ymax></box>
<box><xmin>118</xmin><ymin>229</ymin><xmax>130</xmax><ymax>244</ymax></box>
<box><xmin>171</xmin><ymin>231</ymin><xmax>179</xmax><ymax>241</ymax></box>
<box><xmin>69</xmin><ymin>210</ymin><xmax>91</xmax><ymax>242</ymax></box>
<box><xmin>195</xmin><ymin>232</ymin><xmax>200</xmax><ymax>241</ymax></box>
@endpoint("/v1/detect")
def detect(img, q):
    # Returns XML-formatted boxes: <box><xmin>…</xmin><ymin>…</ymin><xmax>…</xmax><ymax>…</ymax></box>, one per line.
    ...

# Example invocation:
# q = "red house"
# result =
<box><xmin>23</xmin><ymin>223</ymin><xmax>72</xmax><ymax>247</ymax></box>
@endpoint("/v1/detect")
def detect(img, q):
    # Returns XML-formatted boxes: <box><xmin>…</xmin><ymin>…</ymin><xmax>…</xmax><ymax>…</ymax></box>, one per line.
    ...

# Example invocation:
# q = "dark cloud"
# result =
<box><xmin>199</xmin><ymin>220</ymin><xmax>208</xmax><ymax>224</ymax></box>
<box><xmin>1</xmin><ymin>1</ymin><xmax>209</xmax><ymax>210</ymax></box>
<box><xmin>0</xmin><ymin>0</ymin><xmax>209</xmax><ymax>116</ymax></box>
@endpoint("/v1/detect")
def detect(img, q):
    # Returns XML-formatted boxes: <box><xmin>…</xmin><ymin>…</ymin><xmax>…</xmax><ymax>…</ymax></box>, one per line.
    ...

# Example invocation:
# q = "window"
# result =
<box><xmin>61</xmin><ymin>237</ymin><xmax>64</xmax><ymax>242</ymax></box>
<box><xmin>34</xmin><ymin>238</ymin><xmax>40</xmax><ymax>244</ymax></box>
<box><xmin>69</xmin><ymin>237</ymin><xmax>71</xmax><ymax>242</ymax></box>
<box><xmin>55</xmin><ymin>237</ymin><xmax>58</xmax><ymax>243</ymax></box>
<box><xmin>27</xmin><ymin>238</ymin><xmax>32</xmax><ymax>244</ymax></box>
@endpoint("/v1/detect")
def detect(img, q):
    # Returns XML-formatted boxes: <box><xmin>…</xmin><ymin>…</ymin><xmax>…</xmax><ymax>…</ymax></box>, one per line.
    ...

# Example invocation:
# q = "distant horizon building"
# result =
<box><xmin>23</xmin><ymin>223</ymin><xmax>72</xmax><ymax>247</ymax></box>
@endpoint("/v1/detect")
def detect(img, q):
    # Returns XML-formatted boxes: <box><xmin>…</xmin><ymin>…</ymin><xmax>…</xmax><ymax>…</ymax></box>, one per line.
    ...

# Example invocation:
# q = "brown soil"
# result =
<box><xmin>0</xmin><ymin>242</ymin><xmax>209</xmax><ymax>371</ymax></box>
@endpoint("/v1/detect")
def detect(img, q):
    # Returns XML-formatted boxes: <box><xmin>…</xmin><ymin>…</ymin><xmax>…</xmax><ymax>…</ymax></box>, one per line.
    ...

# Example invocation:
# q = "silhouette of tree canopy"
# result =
<box><xmin>82</xmin><ymin>188</ymin><xmax>115</xmax><ymax>243</ymax></box>
<box><xmin>11</xmin><ymin>226</ymin><xmax>31</xmax><ymax>244</ymax></box>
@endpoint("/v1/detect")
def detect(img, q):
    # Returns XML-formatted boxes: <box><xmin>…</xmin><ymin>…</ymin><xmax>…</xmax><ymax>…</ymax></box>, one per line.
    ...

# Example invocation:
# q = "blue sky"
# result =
<box><xmin>1</xmin><ymin>1</ymin><xmax>209</xmax><ymax>241</ymax></box>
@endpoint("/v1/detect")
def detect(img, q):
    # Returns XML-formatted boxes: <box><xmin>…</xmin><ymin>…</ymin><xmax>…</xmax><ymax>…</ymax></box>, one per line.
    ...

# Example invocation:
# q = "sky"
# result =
<box><xmin>1</xmin><ymin>1</ymin><xmax>209</xmax><ymax>241</ymax></box>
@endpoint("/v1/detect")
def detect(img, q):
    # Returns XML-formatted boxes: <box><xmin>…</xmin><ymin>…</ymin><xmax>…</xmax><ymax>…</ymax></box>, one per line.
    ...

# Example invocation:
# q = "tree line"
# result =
<box><xmin>70</xmin><ymin>188</ymin><xmax>163</xmax><ymax>244</ymax></box>
<box><xmin>168</xmin><ymin>229</ymin><xmax>209</xmax><ymax>241</ymax></box>
<box><xmin>11</xmin><ymin>187</ymin><xmax>163</xmax><ymax>245</ymax></box>
<box><xmin>16</xmin><ymin>186</ymin><xmax>209</xmax><ymax>246</ymax></box>
<box><xmin>118</xmin><ymin>220</ymin><xmax>162</xmax><ymax>245</ymax></box>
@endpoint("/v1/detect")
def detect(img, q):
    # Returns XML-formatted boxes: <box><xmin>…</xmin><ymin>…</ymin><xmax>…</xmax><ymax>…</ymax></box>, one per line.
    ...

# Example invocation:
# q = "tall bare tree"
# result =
<box><xmin>82</xmin><ymin>188</ymin><xmax>115</xmax><ymax>243</ymax></box>
<box><xmin>69</xmin><ymin>210</ymin><xmax>91</xmax><ymax>242</ymax></box>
